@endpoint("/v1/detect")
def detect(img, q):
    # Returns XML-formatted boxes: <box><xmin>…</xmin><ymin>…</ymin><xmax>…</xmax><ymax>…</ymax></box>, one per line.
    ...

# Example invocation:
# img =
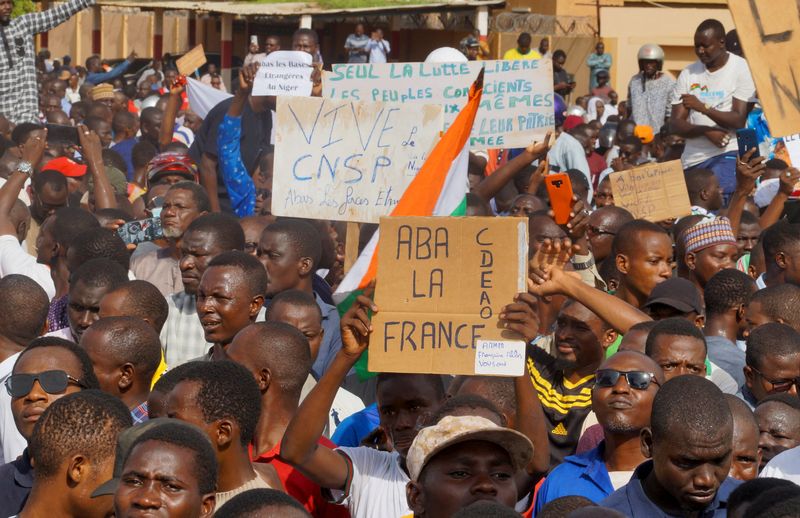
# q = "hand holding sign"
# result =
<box><xmin>239</xmin><ymin>62</ymin><xmax>260</xmax><ymax>93</ymax></box>
<box><xmin>340</xmin><ymin>286</ymin><xmax>378</xmax><ymax>360</ymax></box>
<box><xmin>252</xmin><ymin>51</ymin><xmax>313</xmax><ymax>97</ymax></box>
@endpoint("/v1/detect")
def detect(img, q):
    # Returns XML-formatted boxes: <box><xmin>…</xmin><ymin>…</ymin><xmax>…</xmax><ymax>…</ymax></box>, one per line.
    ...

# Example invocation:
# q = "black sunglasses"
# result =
<box><xmin>595</xmin><ymin>369</ymin><xmax>660</xmax><ymax>390</ymax></box>
<box><xmin>751</xmin><ymin>367</ymin><xmax>800</xmax><ymax>393</ymax></box>
<box><xmin>5</xmin><ymin>370</ymin><xmax>87</xmax><ymax>398</ymax></box>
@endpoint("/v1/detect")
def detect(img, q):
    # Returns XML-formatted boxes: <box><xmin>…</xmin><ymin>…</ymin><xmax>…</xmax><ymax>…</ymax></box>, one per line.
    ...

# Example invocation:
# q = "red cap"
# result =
<box><xmin>43</xmin><ymin>157</ymin><xmax>87</xmax><ymax>178</ymax></box>
<box><xmin>563</xmin><ymin>115</ymin><xmax>583</xmax><ymax>131</ymax></box>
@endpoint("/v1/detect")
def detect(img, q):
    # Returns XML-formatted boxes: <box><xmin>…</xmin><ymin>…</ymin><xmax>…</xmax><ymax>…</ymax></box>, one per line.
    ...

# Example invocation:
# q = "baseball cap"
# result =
<box><xmin>465</xmin><ymin>36</ymin><xmax>480</xmax><ymax>48</ymax></box>
<box><xmin>43</xmin><ymin>156</ymin><xmax>87</xmax><ymax>178</ymax></box>
<box><xmin>644</xmin><ymin>277</ymin><xmax>703</xmax><ymax>315</ymax></box>
<box><xmin>146</xmin><ymin>152</ymin><xmax>199</xmax><ymax>186</ymax></box>
<box><xmin>406</xmin><ymin>415</ymin><xmax>533</xmax><ymax>482</ymax></box>
<box><xmin>91</xmin><ymin>417</ymin><xmax>172</xmax><ymax>497</ymax></box>
<box><xmin>634</xmin><ymin>125</ymin><xmax>655</xmax><ymax>144</ymax></box>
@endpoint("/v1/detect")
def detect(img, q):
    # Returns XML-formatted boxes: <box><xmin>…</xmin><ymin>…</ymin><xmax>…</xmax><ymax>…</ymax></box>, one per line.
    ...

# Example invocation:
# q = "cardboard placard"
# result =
<box><xmin>272</xmin><ymin>97</ymin><xmax>443</xmax><ymax>223</ymax></box>
<box><xmin>728</xmin><ymin>0</ymin><xmax>800</xmax><ymax>138</ymax></box>
<box><xmin>609</xmin><ymin>160</ymin><xmax>691</xmax><ymax>222</ymax></box>
<box><xmin>252</xmin><ymin>51</ymin><xmax>313</xmax><ymax>97</ymax></box>
<box><xmin>323</xmin><ymin>59</ymin><xmax>555</xmax><ymax>150</ymax></box>
<box><xmin>176</xmin><ymin>45</ymin><xmax>207</xmax><ymax>76</ymax></box>
<box><xmin>370</xmin><ymin>216</ymin><xmax>529</xmax><ymax>375</ymax></box>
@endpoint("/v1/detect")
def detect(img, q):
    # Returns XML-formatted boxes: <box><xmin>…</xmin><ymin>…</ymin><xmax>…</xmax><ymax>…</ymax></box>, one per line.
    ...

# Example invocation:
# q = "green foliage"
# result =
<box><xmin>12</xmin><ymin>0</ymin><xmax>36</xmax><ymax>17</ymax></box>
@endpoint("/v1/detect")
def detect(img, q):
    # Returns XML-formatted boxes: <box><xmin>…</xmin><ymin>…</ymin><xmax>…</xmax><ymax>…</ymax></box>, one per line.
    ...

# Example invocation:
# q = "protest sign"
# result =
<box><xmin>176</xmin><ymin>45</ymin><xmax>207</xmax><ymax>76</ymax></box>
<box><xmin>323</xmin><ymin>59</ymin><xmax>555</xmax><ymax>149</ymax></box>
<box><xmin>728</xmin><ymin>0</ymin><xmax>800</xmax><ymax>137</ymax></box>
<box><xmin>252</xmin><ymin>51</ymin><xmax>313</xmax><ymax>97</ymax></box>
<box><xmin>272</xmin><ymin>97</ymin><xmax>443</xmax><ymax>223</ymax></box>
<box><xmin>609</xmin><ymin>160</ymin><xmax>691</xmax><ymax>221</ymax></box>
<box><xmin>369</xmin><ymin>216</ymin><xmax>529</xmax><ymax>375</ymax></box>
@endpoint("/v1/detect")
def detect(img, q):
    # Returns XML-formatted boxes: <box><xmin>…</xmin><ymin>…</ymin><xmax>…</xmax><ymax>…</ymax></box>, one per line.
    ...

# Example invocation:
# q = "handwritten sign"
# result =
<box><xmin>272</xmin><ymin>97</ymin><xmax>443</xmax><ymax>223</ymax></box>
<box><xmin>176</xmin><ymin>45</ymin><xmax>207</xmax><ymax>76</ymax></box>
<box><xmin>728</xmin><ymin>0</ymin><xmax>800</xmax><ymax>137</ymax></box>
<box><xmin>370</xmin><ymin>217</ymin><xmax>528</xmax><ymax>375</ymax></box>
<box><xmin>324</xmin><ymin>60</ymin><xmax>555</xmax><ymax>149</ymax></box>
<box><xmin>252</xmin><ymin>51</ymin><xmax>313</xmax><ymax>97</ymax></box>
<box><xmin>609</xmin><ymin>160</ymin><xmax>691</xmax><ymax>222</ymax></box>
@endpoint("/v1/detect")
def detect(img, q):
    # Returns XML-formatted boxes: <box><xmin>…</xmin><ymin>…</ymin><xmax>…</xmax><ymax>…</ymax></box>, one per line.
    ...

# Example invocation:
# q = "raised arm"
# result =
<box><xmin>761</xmin><ymin>166</ymin><xmax>800</xmax><ymax>229</ymax></box>
<box><xmin>218</xmin><ymin>64</ymin><xmax>259</xmax><ymax>218</ymax></box>
<box><xmin>19</xmin><ymin>0</ymin><xmax>94</xmax><ymax>35</ymax></box>
<box><xmin>726</xmin><ymin>148</ymin><xmax>763</xmax><ymax>235</ymax></box>
<box><xmin>86</xmin><ymin>51</ymin><xmax>136</xmax><ymax>85</ymax></box>
<box><xmin>473</xmin><ymin>133</ymin><xmax>551</xmax><ymax>202</ymax></box>
<box><xmin>280</xmin><ymin>292</ymin><xmax>377</xmax><ymax>491</ymax></box>
<box><xmin>77</xmin><ymin>124</ymin><xmax>116</xmax><ymax>210</ymax></box>
<box><xmin>159</xmin><ymin>79</ymin><xmax>185</xmax><ymax>149</ymax></box>
<box><xmin>198</xmin><ymin>153</ymin><xmax>221</xmax><ymax>212</ymax></box>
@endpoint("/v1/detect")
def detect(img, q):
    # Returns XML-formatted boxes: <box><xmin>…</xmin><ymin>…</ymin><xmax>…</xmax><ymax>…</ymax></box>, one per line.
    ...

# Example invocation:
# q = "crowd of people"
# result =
<box><xmin>0</xmin><ymin>0</ymin><xmax>799</xmax><ymax>515</ymax></box>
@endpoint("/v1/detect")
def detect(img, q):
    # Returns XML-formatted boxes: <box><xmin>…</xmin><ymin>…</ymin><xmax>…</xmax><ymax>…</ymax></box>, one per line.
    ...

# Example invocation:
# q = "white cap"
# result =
<box><xmin>424</xmin><ymin>47</ymin><xmax>468</xmax><ymax>64</ymax></box>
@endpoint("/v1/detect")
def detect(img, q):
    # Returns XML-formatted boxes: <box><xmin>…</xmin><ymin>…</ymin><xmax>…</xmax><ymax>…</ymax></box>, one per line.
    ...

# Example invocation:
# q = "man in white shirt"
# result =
<box><xmin>670</xmin><ymin>19</ymin><xmax>755</xmax><ymax>202</ymax></box>
<box><xmin>367</xmin><ymin>29</ymin><xmax>390</xmax><ymax>64</ymax></box>
<box><xmin>761</xmin><ymin>446</ymin><xmax>800</xmax><ymax>484</ymax></box>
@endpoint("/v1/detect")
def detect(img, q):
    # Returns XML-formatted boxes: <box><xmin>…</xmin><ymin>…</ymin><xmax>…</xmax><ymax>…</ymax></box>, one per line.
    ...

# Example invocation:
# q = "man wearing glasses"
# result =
<box><xmin>0</xmin><ymin>337</ymin><xmax>99</xmax><ymax>515</ymax></box>
<box><xmin>0</xmin><ymin>0</ymin><xmax>96</xmax><ymax>124</ymax></box>
<box><xmin>740</xmin><ymin>323</ymin><xmax>800</xmax><ymax>409</ymax></box>
<box><xmin>535</xmin><ymin>351</ymin><xmax>664</xmax><ymax>510</ymax></box>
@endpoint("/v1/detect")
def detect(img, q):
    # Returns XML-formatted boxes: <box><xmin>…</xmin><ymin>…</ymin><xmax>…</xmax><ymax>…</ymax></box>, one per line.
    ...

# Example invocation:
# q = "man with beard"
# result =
<box><xmin>130</xmin><ymin>181</ymin><xmax>209</xmax><ymax>296</ymax></box>
<box><xmin>535</xmin><ymin>352</ymin><xmax>663</xmax><ymax>509</ymax></box>
<box><xmin>527</xmin><ymin>300</ymin><xmax>618</xmax><ymax>466</ymax></box>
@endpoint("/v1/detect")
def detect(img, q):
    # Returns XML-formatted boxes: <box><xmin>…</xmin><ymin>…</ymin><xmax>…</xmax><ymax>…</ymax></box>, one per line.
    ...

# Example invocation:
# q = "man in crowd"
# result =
<box><xmin>612</xmin><ymin>220</ymin><xmax>673</xmax><ymax>309</ymax></box>
<box><xmin>754</xmin><ymin>395</ymin><xmax>800</xmax><ymax>471</ymax></box>
<box><xmin>504</xmin><ymin>32</ymin><xmax>541</xmax><ymax>60</ymax></box>
<box><xmin>345</xmin><ymin>23</ymin><xmax>370</xmax><ymax>63</ymax></box>
<box><xmin>0</xmin><ymin>0</ymin><xmax>95</xmax><ymax>123</ymax></box>
<box><xmin>628</xmin><ymin>43</ymin><xmax>674</xmax><ymax>132</ymax></box>
<box><xmin>156</xmin><ymin>360</ymin><xmax>281</xmax><ymax>506</ymax></box>
<box><xmin>602</xmin><ymin>376</ymin><xmax>741</xmax><ymax>515</ymax></box>
<box><xmin>14</xmin><ymin>390</ymin><xmax>131</xmax><ymax>518</ymax></box>
<box><xmin>224</xmin><ymin>322</ymin><xmax>349</xmax><ymax>518</ymax></box>
<box><xmin>59</xmin><ymin>258</ymin><xmax>128</xmax><ymax>343</ymax></box>
<box><xmin>160</xmin><ymin>213</ymin><xmax>244</xmax><ymax>366</ymax></box>
<box><xmin>726</xmin><ymin>395</ymin><xmax>760</xmax><ymax>481</ymax></box>
<box><xmin>535</xmin><ymin>351</ymin><xmax>664</xmax><ymax>510</ymax></box>
<box><xmin>79</xmin><ymin>316</ymin><xmax>161</xmax><ymax>423</ymax></box>
<box><xmin>740</xmin><ymin>323</ymin><xmax>800</xmax><ymax>408</ymax></box>
<box><xmin>670</xmin><ymin>19</ymin><xmax>755</xmax><ymax>199</ymax></box>
<box><xmin>114</xmin><ymin>420</ymin><xmax>217</xmax><ymax>517</ymax></box>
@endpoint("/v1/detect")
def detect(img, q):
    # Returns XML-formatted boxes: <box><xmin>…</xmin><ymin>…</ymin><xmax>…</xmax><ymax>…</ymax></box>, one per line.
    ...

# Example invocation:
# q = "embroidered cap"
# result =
<box><xmin>682</xmin><ymin>217</ymin><xmax>737</xmax><ymax>255</ymax></box>
<box><xmin>406</xmin><ymin>415</ymin><xmax>533</xmax><ymax>482</ymax></box>
<box><xmin>91</xmin><ymin>83</ymin><xmax>115</xmax><ymax>101</ymax></box>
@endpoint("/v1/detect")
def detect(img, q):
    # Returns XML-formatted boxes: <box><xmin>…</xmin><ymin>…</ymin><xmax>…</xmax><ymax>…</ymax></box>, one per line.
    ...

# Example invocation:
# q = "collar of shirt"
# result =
<box><xmin>621</xmin><ymin>460</ymin><xmax>737</xmax><ymax>516</ymax></box>
<box><xmin>565</xmin><ymin>442</ymin><xmax>612</xmax><ymax>487</ymax></box>
<box><xmin>756</xmin><ymin>273</ymin><xmax>767</xmax><ymax>290</ymax></box>
<box><xmin>131</xmin><ymin>401</ymin><xmax>149</xmax><ymax>424</ymax></box>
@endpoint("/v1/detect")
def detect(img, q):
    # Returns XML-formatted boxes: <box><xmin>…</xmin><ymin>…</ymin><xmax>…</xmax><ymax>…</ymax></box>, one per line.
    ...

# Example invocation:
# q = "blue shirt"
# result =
<box><xmin>314</xmin><ymin>292</ymin><xmax>343</xmax><ymax>378</ymax></box>
<box><xmin>86</xmin><ymin>59</ymin><xmax>132</xmax><ymax>85</ymax></box>
<box><xmin>217</xmin><ymin>114</ymin><xmax>256</xmax><ymax>218</ymax></box>
<box><xmin>111</xmin><ymin>137</ymin><xmax>138</xmax><ymax>180</ymax></box>
<box><xmin>0</xmin><ymin>448</ymin><xmax>33</xmax><ymax>516</ymax></box>
<box><xmin>601</xmin><ymin>460</ymin><xmax>741</xmax><ymax>517</ymax></box>
<box><xmin>534</xmin><ymin>442</ymin><xmax>615</xmax><ymax>514</ymax></box>
<box><xmin>331</xmin><ymin>403</ymin><xmax>380</xmax><ymax>447</ymax></box>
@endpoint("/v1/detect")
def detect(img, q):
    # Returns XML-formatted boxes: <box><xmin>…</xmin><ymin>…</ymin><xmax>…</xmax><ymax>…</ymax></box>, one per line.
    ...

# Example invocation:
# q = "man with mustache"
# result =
<box><xmin>535</xmin><ymin>351</ymin><xmax>664</xmax><ymax>510</ymax></box>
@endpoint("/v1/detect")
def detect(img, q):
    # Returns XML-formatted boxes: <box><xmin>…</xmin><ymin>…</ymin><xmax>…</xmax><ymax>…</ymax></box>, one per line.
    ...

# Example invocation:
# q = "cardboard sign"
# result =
<box><xmin>252</xmin><ymin>51</ymin><xmax>313</xmax><ymax>97</ymax></box>
<box><xmin>369</xmin><ymin>216</ymin><xmax>529</xmax><ymax>375</ymax></box>
<box><xmin>272</xmin><ymin>97</ymin><xmax>443</xmax><ymax>223</ymax></box>
<box><xmin>176</xmin><ymin>45</ymin><xmax>207</xmax><ymax>76</ymax></box>
<box><xmin>609</xmin><ymin>160</ymin><xmax>691</xmax><ymax>221</ymax></box>
<box><xmin>728</xmin><ymin>0</ymin><xmax>800</xmax><ymax>137</ymax></box>
<box><xmin>323</xmin><ymin>60</ymin><xmax>555</xmax><ymax>149</ymax></box>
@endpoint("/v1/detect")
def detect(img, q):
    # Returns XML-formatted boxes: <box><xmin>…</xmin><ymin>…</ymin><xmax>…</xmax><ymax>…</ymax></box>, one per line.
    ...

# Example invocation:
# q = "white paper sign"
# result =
<box><xmin>253</xmin><ymin>51</ymin><xmax>313</xmax><ymax>97</ymax></box>
<box><xmin>474</xmin><ymin>339</ymin><xmax>526</xmax><ymax>376</ymax></box>
<box><xmin>324</xmin><ymin>60</ymin><xmax>555</xmax><ymax>150</ymax></box>
<box><xmin>272</xmin><ymin>96</ymin><xmax>443</xmax><ymax>223</ymax></box>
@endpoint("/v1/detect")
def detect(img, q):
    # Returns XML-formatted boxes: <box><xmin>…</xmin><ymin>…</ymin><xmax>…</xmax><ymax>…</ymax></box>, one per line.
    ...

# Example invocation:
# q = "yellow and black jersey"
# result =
<box><xmin>527</xmin><ymin>344</ymin><xmax>594</xmax><ymax>468</ymax></box>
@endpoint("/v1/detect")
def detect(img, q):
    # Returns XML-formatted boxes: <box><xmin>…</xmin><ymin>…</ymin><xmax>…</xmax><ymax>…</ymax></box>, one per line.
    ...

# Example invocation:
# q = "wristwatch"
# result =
<box><xmin>16</xmin><ymin>161</ymin><xmax>33</xmax><ymax>178</ymax></box>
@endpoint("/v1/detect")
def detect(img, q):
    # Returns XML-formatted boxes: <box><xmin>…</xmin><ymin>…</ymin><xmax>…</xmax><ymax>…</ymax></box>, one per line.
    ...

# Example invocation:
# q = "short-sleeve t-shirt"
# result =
<box><xmin>337</xmin><ymin>447</ymin><xmax>410</xmax><ymax>518</ymax></box>
<box><xmin>503</xmin><ymin>48</ymin><xmax>542</xmax><ymax>60</ymax></box>
<box><xmin>671</xmin><ymin>52</ymin><xmax>755</xmax><ymax>167</ymax></box>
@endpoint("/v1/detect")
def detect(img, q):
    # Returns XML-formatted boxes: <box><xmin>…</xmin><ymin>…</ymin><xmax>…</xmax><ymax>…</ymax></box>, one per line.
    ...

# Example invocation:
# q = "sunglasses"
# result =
<box><xmin>595</xmin><ymin>369</ymin><xmax>660</xmax><ymax>390</ymax></box>
<box><xmin>752</xmin><ymin>367</ymin><xmax>800</xmax><ymax>393</ymax></box>
<box><xmin>6</xmin><ymin>370</ymin><xmax>87</xmax><ymax>398</ymax></box>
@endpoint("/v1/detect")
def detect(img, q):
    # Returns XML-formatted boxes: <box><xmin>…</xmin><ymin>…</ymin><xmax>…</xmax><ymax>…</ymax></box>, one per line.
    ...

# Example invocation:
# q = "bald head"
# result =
<box><xmin>99</xmin><ymin>280</ymin><xmax>169</xmax><ymax>333</ymax></box>
<box><xmin>651</xmin><ymin>375</ymin><xmax>731</xmax><ymax>441</ymax></box>
<box><xmin>225</xmin><ymin>322</ymin><xmax>312</xmax><ymax>402</ymax></box>
<box><xmin>79</xmin><ymin>316</ymin><xmax>162</xmax><ymax>387</ymax></box>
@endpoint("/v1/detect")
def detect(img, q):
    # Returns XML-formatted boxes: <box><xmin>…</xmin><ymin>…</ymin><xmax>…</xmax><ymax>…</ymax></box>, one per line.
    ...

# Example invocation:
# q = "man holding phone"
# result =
<box><xmin>670</xmin><ymin>19</ymin><xmax>755</xmax><ymax>202</ymax></box>
<box><xmin>0</xmin><ymin>0</ymin><xmax>96</xmax><ymax>125</ymax></box>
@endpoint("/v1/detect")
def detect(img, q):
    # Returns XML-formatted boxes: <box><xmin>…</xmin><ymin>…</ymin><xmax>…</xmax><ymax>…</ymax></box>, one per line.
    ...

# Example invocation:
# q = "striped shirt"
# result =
<box><xmin>527</xmin><ymin>345</ymin><xmax>594</xmax><ymax>468</ymax></box>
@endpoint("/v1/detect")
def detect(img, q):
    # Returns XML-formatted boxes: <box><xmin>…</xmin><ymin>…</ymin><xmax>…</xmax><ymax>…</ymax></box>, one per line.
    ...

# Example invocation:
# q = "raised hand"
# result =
<box><xmin>530</xmin><ymin>236</ymin><xmax>579</xmax><ymax>274</ymax></box>
<box><xmin>340</xmin><ymin>284</ymin><xmax>378</xmax><ymax>359</ymax></box>
<box><xmin>76</xmin><ymin>124</ymin><xmax>103</xmax><ymax>167</ymax></box>
<box><xmin>238</xmin><ymin>62</ymin><xmax>260</xmax><ymax>93</ymax></box>
<box><xmin>779</xmin><ymin>167</ymin><xmax>800</xmax><ymax>196</ymax></box>
<box><xmin>735</xmin><ymin>148</ymin><xmax>766</xmax><ymax>195</ymax></box>
<box><xmin>525</xmin><ymin>131</ymin><xmax>553</xmax><ymax>158</ymax></box>
<box><xmin>20</xmin><ymin>128</ymin><xmax>46</xmax><ymax>166</ymax></box>
<box><xmin>500</xmin><ymin>292</ymin><xmax>540</xmax><ymax>342</ymax></box>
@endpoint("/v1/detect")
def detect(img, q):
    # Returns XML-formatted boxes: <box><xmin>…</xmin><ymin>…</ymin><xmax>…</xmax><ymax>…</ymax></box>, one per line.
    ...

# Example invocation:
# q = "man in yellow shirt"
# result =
<box><xmin>503</xmin><ymin>32</ymin><xmax>542</xmax><ymax>60</ymax></box>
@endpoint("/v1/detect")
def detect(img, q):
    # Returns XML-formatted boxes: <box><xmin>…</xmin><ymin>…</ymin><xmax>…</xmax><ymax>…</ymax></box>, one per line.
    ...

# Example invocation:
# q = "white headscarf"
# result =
<box><xmin>586</xmin><ymin>96</ymin><xmax>610</xmax><ymax>124</ymax></box>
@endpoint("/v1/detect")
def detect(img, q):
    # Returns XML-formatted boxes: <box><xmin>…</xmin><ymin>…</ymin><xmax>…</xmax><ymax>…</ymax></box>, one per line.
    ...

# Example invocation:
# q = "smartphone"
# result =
<box><xmin>117</xmin><ymin>217</ymin><xmax>164</xmax><ymax>246</ymax></box>
<box><xmin>545</xmin><ymin>173</ymin><xmax>574</xmax><ymax>225</ymax></box>
<box><xmin>45</xmin><ymin>123</ymin><xmax>79</xmax><ymax>146</ymax></box>
<box><xmin>737</xmin><ymin>128</ymin><xmax>760</xmax><ymax>159</ymax></box>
